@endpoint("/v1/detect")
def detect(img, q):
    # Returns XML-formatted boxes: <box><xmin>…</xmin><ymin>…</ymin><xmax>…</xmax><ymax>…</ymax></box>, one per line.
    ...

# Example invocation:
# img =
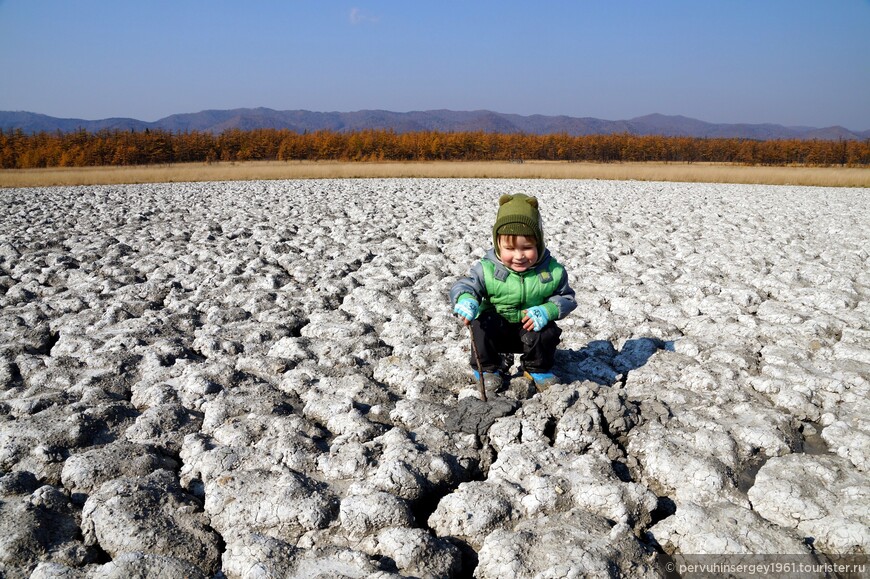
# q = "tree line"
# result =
<box><xmin>1</xmin><ymin>127</ymin><xmax>868</xmax><ymax>169</ymax></box>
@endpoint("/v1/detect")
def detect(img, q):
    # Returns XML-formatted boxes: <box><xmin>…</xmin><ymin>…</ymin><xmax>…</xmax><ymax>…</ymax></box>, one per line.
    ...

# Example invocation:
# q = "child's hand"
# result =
<box><xmin>453</xmin><ymin>298</ymin><xmax>479</xmax><ymax>325</ymax></box>
<box><xmin>522</xmin><ymin>305</ymin><xmax>549</xmax><ymax>332</ymax></box>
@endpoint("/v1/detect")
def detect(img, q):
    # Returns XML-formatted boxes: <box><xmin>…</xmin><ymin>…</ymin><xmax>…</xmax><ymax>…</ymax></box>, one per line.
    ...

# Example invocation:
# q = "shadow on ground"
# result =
<box><xmin>555</xmin><ymin>337</ymin><xmax>675</xmax><ymax>386</ymax></box>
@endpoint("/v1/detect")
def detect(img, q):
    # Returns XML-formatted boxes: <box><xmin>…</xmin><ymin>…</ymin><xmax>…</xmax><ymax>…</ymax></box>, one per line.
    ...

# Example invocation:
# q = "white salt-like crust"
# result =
<box><xmin>1</xmin><ymin>178</ymin><xmax>867</xmax><ymax>576</ymax></box>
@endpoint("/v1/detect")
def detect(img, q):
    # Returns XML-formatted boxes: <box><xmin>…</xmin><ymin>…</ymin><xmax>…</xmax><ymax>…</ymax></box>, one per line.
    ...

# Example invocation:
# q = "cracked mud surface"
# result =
<box><xmin>1</xmin><ymin>178</ymin><xmax>868</xmax><ymax>577</ymax></box>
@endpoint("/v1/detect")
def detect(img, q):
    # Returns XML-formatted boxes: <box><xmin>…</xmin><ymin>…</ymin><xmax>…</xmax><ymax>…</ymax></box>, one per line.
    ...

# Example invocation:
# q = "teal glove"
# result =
<box><xmin>524</xmin><ymin>305</ymin><xmax>549</xmax><ymax>331</ymax></box>
<box><xmin>453</xmin><ymin>298</ymin><xmax>479</xmax><ymax>322</ymax></box>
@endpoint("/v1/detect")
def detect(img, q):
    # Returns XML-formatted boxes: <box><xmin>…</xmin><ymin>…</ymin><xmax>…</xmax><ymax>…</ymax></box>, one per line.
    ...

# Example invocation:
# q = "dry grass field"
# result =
<box><xmin>1</xmin><ymin>160</ymin><xmax>868</xmax><ymax>188</ymax></box>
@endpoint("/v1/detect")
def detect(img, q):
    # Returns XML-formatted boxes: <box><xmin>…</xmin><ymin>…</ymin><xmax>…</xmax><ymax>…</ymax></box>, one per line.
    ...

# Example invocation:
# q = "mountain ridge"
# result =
<box><xmin>2</xmin><ymin>108</ymin><xmax>868</xmax><ymax>141</ymax></box>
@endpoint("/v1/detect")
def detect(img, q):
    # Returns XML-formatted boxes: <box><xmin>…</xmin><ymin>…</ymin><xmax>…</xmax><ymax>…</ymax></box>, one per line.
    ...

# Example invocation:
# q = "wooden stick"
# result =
<box><xmin>468</xmin><ymin>324</ymin><xmax>487</xmax><ymax>402</ymax></box>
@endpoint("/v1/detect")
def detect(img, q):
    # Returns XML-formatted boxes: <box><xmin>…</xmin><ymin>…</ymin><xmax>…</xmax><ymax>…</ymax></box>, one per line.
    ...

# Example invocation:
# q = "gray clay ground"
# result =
<box><xmin>1</xmin><ymin>178</ymin><xmax>868</xmax><ymax>578</ymax></box>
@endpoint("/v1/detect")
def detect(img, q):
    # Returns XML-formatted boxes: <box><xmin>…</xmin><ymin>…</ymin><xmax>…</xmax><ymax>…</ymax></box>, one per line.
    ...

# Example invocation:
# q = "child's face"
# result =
<box><xmin>498</xmin><ymin>235</ymin><xmax>538</xmax><ymax>272</ymax></box>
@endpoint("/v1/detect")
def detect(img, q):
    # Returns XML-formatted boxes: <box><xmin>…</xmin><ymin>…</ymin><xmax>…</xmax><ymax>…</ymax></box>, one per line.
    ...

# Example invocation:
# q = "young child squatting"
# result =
<box><xmin>450</xmin><ymin>194</ymin><xmax>577</xmax><ymax>392</ymax></box>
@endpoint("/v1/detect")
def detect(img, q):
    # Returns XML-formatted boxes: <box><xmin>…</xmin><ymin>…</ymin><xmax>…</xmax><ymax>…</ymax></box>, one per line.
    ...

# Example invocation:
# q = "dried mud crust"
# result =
<box><xmin>1</xmin><ymin>179</ymin><xmax>869</xmax><ymax>577</ymax></box>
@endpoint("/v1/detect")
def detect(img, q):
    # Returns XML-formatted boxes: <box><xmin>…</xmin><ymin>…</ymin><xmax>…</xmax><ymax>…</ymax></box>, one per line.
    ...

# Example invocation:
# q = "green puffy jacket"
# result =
<box><xmin>449</xmin><ymin>248</ymin><xmax>577</xmax><ymax>324</ymax></box>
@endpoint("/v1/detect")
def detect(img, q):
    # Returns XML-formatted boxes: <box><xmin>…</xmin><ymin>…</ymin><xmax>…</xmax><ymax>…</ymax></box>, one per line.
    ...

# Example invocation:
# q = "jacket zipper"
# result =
<box><xmin>520</xmin><ymin>270</ymin><xmax>527</xmax><ymax>318</ymax></box>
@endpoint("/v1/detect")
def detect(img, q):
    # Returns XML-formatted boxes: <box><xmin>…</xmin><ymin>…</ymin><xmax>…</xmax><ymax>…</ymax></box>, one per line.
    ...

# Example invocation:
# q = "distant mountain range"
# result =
<box><xmin>2</xmin><ymin>108</ymin><xmax>868</xmax><ymax>141</ymax></box>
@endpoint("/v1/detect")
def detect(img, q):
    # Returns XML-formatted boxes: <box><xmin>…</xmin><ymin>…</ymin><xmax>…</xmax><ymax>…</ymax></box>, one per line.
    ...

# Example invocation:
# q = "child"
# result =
<box><xmin>450</xmin><ymin>193</ymin><xmax>576</xmax><ymax>392</ymax></box>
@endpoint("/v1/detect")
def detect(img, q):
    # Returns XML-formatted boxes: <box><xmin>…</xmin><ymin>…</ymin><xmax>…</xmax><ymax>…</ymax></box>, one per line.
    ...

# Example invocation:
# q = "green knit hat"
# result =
<box><xmin>492</xmin><ymin>194</ymin><xmax>545</xmax><ymax>257</ymax></box>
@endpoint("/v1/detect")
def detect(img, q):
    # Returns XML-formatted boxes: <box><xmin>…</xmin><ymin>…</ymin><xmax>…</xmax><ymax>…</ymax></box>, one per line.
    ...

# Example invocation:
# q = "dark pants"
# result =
<box><xmin>469</xmin><ymin>309</ymin><xmax>562</xmax><ymax>374</ymax></box>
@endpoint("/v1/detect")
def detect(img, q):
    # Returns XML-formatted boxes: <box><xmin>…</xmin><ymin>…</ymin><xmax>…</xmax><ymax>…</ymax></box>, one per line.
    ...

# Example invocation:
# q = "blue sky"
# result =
<box><xmin>1</xmin><ymin>1</ymin><xmax>868</xmax><ymax>129</ymax></box>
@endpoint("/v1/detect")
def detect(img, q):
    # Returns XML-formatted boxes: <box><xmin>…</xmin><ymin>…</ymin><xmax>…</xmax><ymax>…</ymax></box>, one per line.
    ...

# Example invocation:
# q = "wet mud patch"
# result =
<box><xmin>798</xmin><ymin>422</ymin><xmax>830</xmax><ymax>455</ymax></box>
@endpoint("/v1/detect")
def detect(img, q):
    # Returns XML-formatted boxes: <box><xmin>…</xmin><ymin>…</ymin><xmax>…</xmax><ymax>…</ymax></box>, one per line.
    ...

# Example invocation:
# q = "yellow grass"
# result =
<box><xmin>1</xmin><ymin>160</ymin><xmax>868</xmax><ymax>188</ymax></box>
